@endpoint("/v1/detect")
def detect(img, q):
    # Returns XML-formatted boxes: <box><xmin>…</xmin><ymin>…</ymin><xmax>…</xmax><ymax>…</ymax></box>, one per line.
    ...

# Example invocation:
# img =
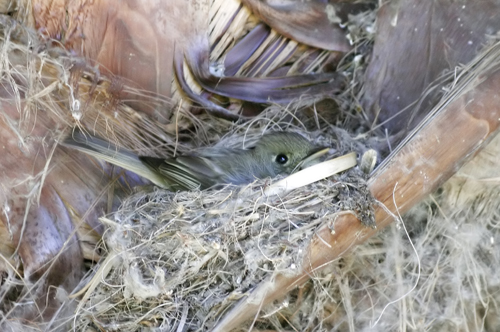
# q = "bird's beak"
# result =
<box><xmin>296</xmin><ymin>147</ymin><xmax>331</xmax><ymax>171</ymax></box>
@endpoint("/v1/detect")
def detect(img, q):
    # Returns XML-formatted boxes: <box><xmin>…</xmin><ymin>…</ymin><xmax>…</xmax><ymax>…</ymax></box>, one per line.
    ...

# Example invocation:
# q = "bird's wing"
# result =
<box><xmin>139</xmin><ymin>155</ymin><xmax>225</xmax><ymax>191</ymax></box>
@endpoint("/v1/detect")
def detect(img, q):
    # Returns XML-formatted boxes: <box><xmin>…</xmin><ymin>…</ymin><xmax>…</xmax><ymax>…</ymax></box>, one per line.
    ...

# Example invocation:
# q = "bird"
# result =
<box><xmin>62</xmin><ymin>129</ymin><xmax>327</xmax><ymax>191</ymax></box>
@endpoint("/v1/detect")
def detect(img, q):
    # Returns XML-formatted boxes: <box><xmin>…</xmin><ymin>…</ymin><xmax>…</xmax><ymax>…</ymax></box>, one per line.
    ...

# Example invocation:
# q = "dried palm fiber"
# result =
<box><xmin>3</xmin><ymin>1</ymin><xmax>500</xmax><ymax>332</ymax></box>
<box><xmin>362</xmin><ymin>0</ymin><xmax>500</xmax><ymax>133</ymax></box>
<box><xmin>4</xmin><ymin>0</ymin><xmax>368</xmax><ymax>127</ymax></box>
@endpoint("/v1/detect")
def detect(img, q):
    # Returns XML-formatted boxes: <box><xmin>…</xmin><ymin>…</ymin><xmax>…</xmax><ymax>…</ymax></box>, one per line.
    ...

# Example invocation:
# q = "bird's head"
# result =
<box><xmin>253</xmin><ymin>132</ymin><xmax>326</xmax><ymax>175</ymax></box>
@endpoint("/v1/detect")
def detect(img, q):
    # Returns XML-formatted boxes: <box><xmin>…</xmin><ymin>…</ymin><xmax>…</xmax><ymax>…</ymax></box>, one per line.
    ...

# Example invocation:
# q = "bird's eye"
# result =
<box><xmin>275</xmin><ymin>154</ymin><xmax>288</xmax><ymax>164</ymax></box>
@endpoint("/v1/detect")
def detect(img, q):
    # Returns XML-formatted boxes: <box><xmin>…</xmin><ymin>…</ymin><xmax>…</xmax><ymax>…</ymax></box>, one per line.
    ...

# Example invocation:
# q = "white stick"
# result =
<box><xmin>264</xmin><ymin>152</ymin><xmax>358</xmax><ymax>197</ymax></box>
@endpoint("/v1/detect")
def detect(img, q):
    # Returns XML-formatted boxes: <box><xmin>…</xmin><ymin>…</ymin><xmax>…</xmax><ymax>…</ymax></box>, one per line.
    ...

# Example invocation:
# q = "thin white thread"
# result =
<box><xmin>372</xmin><ymin>182</ymin><xmax>422</xmax><ymax>327</ymax></box>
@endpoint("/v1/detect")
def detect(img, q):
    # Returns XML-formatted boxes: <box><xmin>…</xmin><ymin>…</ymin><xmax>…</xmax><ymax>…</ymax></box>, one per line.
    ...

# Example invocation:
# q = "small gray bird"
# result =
<box><xmin>63</xmin><ymin>130</ymin><xmax>326</xmax><ymax>191</ymax></box>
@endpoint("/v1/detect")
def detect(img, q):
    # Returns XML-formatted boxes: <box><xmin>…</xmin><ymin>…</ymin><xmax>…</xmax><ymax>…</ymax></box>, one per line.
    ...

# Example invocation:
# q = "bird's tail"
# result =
<box><xmin>61</xmin><ymin>129</ymin><xmax>168</xmax><ymax>188</ymax></box>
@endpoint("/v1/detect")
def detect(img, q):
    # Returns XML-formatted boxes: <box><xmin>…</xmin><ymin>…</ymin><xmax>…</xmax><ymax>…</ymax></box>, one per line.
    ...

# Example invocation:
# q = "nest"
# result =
<box><xmin>74</xmin><ymin>152</ymin><xmax>374</xmax><ymax>331</ymax></box>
